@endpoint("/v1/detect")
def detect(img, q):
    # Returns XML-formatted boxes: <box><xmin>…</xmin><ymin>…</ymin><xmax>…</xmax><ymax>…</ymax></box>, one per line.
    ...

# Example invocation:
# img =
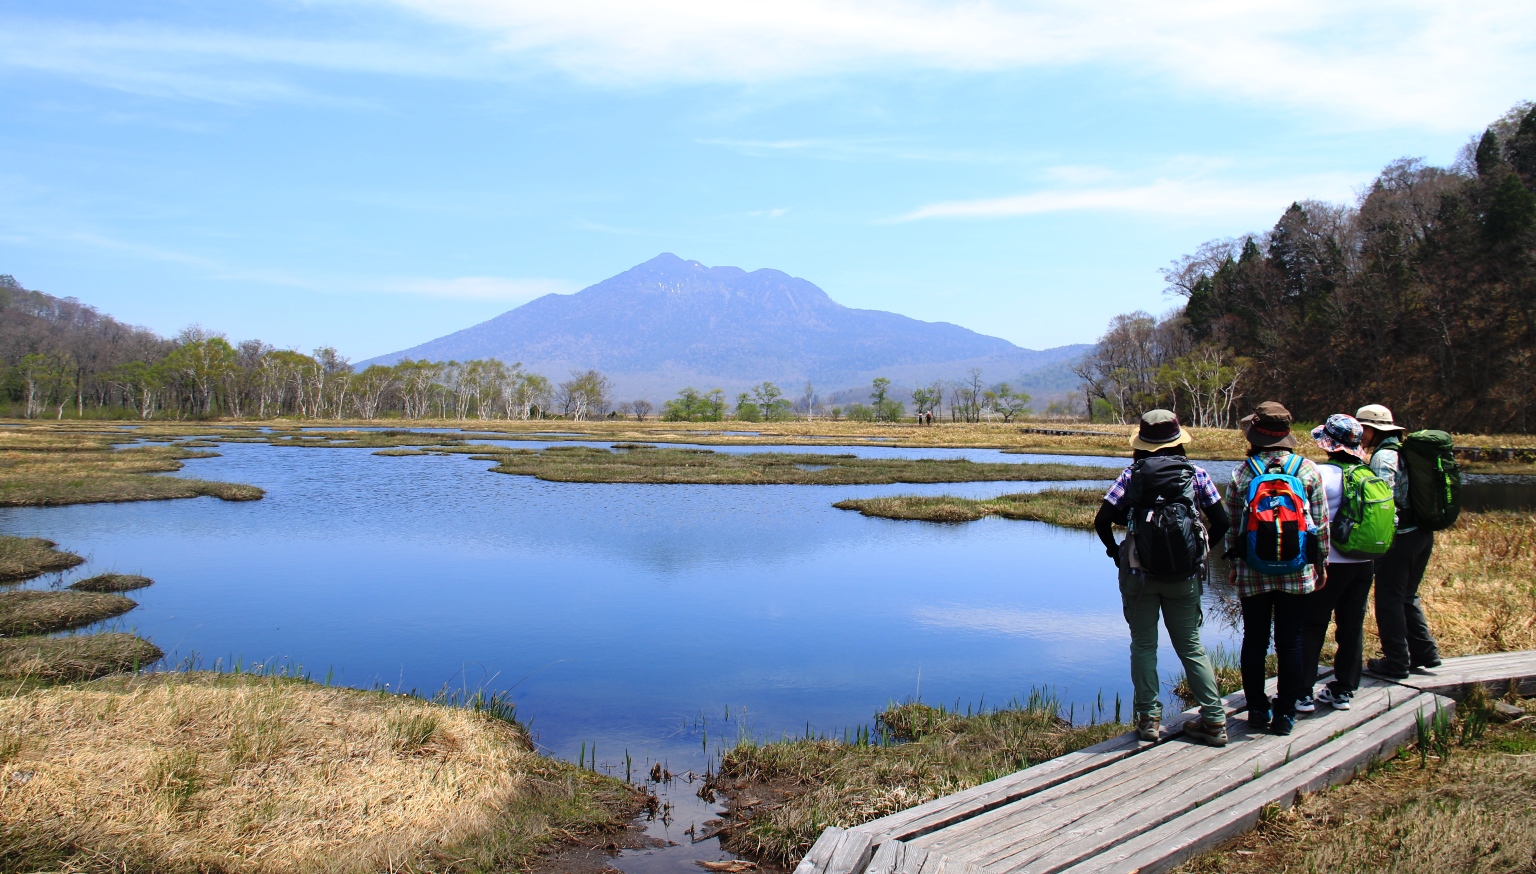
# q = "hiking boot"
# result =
<box><xmin>1269</xmin><ymin>714</ymin><xmax>1294</xmax><ymax>737</ymax></box>
<box><xmin>1411</xmin><ymin>656</ymin><xmax>1443</xmax><ymax>673</ymax></box>
<box><xmin>1135</xmin><ymin>713</ymin><xmax>1160</xmax><ymax>742</ymax></box>
<box><xmin>1295</xmin><ymin>694</ymin><xmax>1317</xmax><ymax>714</ymax></box>
<box><xmin>1247</xmin><ymin>708</ymin><xmax>1269</xmax><ymax>732</ymax></box>
<box><xmin>1317</xmin><ymin>687</ymin><xmax>1352</xmax><ymax>710</ymax></box>
<box><xmin>1185</xmin><ymin>718</ymin><xmax>1228</xmax><ymax>747</ymax></box>
<box><xmin>1365</xmin><ymin>658</ymin><xmax>1410</xmax><ymax>680</ymax></box>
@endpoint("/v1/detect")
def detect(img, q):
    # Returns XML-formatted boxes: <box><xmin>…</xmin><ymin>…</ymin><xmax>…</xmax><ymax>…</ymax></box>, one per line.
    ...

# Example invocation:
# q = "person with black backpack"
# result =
<box><xmin>1223</xmin><ymin>402</ymin><xmax>1329</xmax><ymax>737</ymax></box>
<box><xmin>1300</xmin><ymin>414</ymin><xmax>1391</xmax><ymax>713</ymax></box>
<box><xmin>1094</xmin><ymin>410</ymin><xmax>1231</xmax><ymax>747</ymax></box>
<box><xmin>1357</xmin><ymin>404</ymin><xmax>1458</xmax><ymax>679</ymax></box>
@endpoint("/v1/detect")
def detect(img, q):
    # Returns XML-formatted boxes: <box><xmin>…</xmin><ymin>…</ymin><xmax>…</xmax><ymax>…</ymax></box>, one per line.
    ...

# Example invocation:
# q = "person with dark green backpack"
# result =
<box><xmin>1300</xmin><ymin>415</ymin><xmax>1391</xmax><ymax>712</ymax></box>
<box><xmin>1357</xmin><ymin>404</ymin><xmax>1459</xmax><ymax>679</ymax></box>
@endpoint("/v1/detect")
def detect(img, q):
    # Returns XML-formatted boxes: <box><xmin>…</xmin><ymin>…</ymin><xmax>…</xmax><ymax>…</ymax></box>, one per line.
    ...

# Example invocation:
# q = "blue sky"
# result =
<box><xmin>2</xmin><ymin>1</ymin><xmax>1532</xmax><ymax>361</ymax></box>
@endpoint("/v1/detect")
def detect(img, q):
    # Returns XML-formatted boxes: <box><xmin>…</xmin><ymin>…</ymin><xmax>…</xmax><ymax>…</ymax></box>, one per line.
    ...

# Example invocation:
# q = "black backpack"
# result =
<box><xmin>1123</xmin><ymin>456</ymin><xmax>1208</xmax><ymax>577</ymax></box>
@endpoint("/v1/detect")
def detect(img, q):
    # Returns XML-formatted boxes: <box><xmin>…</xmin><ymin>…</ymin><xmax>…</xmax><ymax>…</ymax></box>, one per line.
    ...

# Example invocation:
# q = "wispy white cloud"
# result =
<box><xmin>381</xmin><ymin>0</ymin><xmax>1536</xmax><ymax>130</ymax></box>
<box><xmin>0</xmin><ymin>18</ymin><xmax>492</xmax><ymax>103</ymax></box>
<box><xmin>26</xmin><ymin>228</ymin><xmax>571</xmax><ymax>303</ymax></box>
<box><xmin>895</xmin><ymin>172</ymin><xmax>1363</xmax><ymax>222</ymax></box>
<box><xmin>914</xmin><ymin>605</ymin><xmax>1125</xmax><ymax>642</ymax></box>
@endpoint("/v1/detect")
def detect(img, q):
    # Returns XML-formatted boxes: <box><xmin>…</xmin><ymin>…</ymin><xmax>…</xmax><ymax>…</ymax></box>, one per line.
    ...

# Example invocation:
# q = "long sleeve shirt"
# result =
<box><xmin>1223</xmin><ymin>449</ymin><xmax>1329</xmax><ymax>597</ymax></box>
<box><xmin>1368</xmin><ymin>437</ymin><xmax>1416</xmax><ymax>534</ymax></box>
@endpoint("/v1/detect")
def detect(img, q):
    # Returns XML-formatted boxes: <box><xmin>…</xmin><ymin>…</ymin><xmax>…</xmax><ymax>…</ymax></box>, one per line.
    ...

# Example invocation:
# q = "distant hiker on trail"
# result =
<box><xmin>1095</xmin><ymin>410</ymin><xmax>1231</xmax><ymax>748</ymax></box>
<box><xmin>1224</xmin><ymin>401</ymin><xmax>1329</xmax><ymax>737</ymax></box>
<box><xmin>1301</xmin><ymin>414</ymin><xmax>1389</xmax><ymax>713</ymax></box>
<box><xmin>1357</xmin><ymin>404</ymin><xmax>1453</xmax><ymax>680</ymax></box>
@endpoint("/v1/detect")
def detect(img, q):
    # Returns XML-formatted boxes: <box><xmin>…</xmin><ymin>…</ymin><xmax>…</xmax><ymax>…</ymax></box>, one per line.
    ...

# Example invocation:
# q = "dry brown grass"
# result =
<box><xmin>0</xmin><ymin>591</ymin><xmax>136</xmax><ymax>636</ymax></box>
<box><xmin>0</xmin><ymin>632</ymin><xmax>162</xmax><ymax>686</ymax></box>
<box><xmin>0</xmin><ymin>430</ymin><xmax>262</xmax><ymax>506</ymax></box>
<box><xmin>833</xmin><ymin>488</ymin><xmax>1103</xmax><ymax>527</ymax></box>
<box><xmin>706</xmin><ymin>697</ymin><xmax>1125</xmax><ymax>868</ymax></box>
<box><xmin>0</xmin><ymin>672</ymin><xmax>639</xmax><ymax>874</ymax></box>
<box><xmin>1415</xmin><ymin>511</ymin><xmax>1536</xmax><ymax>656</ymax></box>
<box><xmin>69</xmin><ymin>574</ymin><xmax>154</xmax><ymax>593</ymax></box>
<box><xmin>0</xmin><ymin>536</ymin><xmax>84</xmax><ymax>583</ymax></box>
<box><xmin>1175</xmin><ymin>696</ymin><xmax>1536</xmax><ymax>874</ymax></box>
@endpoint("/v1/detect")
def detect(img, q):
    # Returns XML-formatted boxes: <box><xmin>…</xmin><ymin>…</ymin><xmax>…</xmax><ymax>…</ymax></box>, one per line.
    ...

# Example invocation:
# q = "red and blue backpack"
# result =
<box><xmin>1240</xmin><ymin>454</ymin><xmax>1317</xmax><ymax>575</ymax></box>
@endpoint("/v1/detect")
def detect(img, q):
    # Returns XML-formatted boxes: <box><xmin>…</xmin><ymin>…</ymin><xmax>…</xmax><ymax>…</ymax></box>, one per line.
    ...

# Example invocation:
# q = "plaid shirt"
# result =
<box><xmin>1224</xmin><ymin>449</ymin><xmax>1330</xmax><ymax>597</ymax></box>
<box><xmin>1103</xmin><ymin>463</ymin><xmax>1223</xmax><ymax>510</ymax></box>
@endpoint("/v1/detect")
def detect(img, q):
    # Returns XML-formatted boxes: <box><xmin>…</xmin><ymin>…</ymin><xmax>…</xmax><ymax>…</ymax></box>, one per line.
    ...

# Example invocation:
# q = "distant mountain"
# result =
<box><xmin>364</xmin><ymin>254</ymin><xmax>1088</xmax><ymax>401</ymax></box>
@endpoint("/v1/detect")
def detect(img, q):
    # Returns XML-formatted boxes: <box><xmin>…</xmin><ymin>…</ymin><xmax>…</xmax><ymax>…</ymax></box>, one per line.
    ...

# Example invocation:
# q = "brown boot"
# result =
<box><xmin>1136</xmin><ymin>713</ymin><xmax>1160</xmax><ymax>742</ymax></box>
<box><xmin>1185</xmin><ymin>718</ymin><xmax>1228</xmax><ymax>747</ymax></box>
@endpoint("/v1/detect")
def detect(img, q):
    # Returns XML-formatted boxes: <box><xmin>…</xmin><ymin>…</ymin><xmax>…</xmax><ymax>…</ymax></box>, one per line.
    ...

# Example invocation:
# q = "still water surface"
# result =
<box><xmin>0</xmin><ymin>440</ymin><xmax>1272</xmax><ymax>868</ymax></box>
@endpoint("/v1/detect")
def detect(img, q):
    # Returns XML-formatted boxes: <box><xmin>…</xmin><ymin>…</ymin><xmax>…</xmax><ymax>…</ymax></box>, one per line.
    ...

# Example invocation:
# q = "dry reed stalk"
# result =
<box><xmin>0</xmin><ymin>673</ymin><xmax>634</xmax><ymax>873</ymax></box>
<box><xmin>0</xmin><ymin>536</ymin><xmax>84</xmax><ymax>583</ymax></box>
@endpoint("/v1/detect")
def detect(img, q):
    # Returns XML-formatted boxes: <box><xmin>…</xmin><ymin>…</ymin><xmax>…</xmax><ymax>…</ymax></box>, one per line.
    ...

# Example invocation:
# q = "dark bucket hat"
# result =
<box><xmin>1129</xmin><ymin>409</ymin><xmax>1191</xmax><ymax>452</ymax></box>
<box><xmin>1239</xmin><ymin>401</ymin><xmax>1298</xmax><ymax>449</ymax></box>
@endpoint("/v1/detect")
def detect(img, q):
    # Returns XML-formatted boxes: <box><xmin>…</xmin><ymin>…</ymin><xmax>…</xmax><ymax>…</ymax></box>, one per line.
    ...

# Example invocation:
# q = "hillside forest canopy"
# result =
<box><xmin>1075</xmin><ymin>101</ymin><xmax>1536</xmax><ymax>434</ymax></box>
<box><xmin>0</xmin><ymin>280</ymin><xmax>1029</xmax><ymax>424</ymax></box>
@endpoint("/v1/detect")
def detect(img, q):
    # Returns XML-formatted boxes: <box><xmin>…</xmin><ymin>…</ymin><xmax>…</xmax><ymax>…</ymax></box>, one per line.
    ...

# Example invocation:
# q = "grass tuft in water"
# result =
<box><xmin>70</xmin><ymin>573</ymin><xmax>154</xmax><ymax>593</ymax></box>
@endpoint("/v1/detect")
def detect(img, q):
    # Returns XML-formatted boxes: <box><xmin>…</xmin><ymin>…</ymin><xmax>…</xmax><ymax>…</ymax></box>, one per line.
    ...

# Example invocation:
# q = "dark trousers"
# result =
<box><xmin>1302</xmin><ymin>561</ymin><xmax>1375</xmax><ymax>694</ymax></box>
<box><xmin>1241</xmin><ymin>590</ymin><xmax>1308</xmax><ymax>719</ymax></box>
<box><xmin>1374</xmin><ymin>528</ymin><xmax>1440</xmax><ymax>672</ymax></box>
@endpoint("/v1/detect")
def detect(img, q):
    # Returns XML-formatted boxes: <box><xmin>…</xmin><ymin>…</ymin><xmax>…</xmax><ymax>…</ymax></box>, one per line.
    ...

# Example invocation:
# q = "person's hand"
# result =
<box><xmin>1106</xmin><ymin>544</ymin><xmax>1120</xmax><ymax>567</ymax></box>
<box><xmin>1315</xmin><ymin>566</ymin><xmax>1327</xmax><ymax>590</ymax></box>
<box><xmin>1227</xmin><ymin>563</ymin><xmax>1237</xmax><ymax>586</ymax></box>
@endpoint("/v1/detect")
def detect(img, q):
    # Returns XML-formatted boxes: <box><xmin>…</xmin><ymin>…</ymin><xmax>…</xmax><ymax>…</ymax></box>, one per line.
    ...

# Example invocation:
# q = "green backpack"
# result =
<box><xmin>1401</xmin><ymin>430</ymin><xmax>1461</xmax><ymax>531</ymax></box>
<box><xmin>1327</xmin><ymin>461</ymin><xmax>1396</xmax><ymax>559</ymax></box>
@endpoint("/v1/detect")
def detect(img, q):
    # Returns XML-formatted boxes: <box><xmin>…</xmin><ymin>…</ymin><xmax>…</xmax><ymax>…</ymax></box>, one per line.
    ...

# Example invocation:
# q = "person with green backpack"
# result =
<box><xmin>1357</xmin><ymin>404</ymin><xmax>1460</xmax><ymax>680</ymax></box>
<box><xmin>1299</xmin><ymin>414</ymin><xmax>1393</xmax><ymax>712</ymax></box>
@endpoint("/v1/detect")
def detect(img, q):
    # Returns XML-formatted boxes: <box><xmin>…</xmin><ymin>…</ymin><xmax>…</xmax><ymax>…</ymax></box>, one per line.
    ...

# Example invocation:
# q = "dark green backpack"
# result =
<box><xmin>1400</xmin><ymin>430</ymin><xmax>1461</xmax><ymax>531</ymax></box>
<box><xmin>1327</xmin><ymin>461</ymin><xmax>1396</xmax><ymax>558</ymax></box>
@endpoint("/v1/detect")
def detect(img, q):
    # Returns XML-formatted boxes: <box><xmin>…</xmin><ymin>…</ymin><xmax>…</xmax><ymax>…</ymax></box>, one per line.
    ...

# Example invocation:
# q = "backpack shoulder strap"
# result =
<box><xmin>1245</xmin><ymin>456</ymin><xmax>1265</xmax><ymax>479</ymax></box>
<box><xmin>1282</xmin><ymin>453</ymin><xmax>1304</xmax><ymax>478</ymax></box>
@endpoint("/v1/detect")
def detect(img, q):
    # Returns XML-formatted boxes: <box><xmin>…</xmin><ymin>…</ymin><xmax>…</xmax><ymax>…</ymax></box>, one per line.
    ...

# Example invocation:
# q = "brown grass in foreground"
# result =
<box><xmin>706</xmin><ymin>698</ymin><xmax>1125</xmax><ymax>868</ymax></box>
<box><xmin>0</xmin><ymin>431</ymin><xmax>262</xmax><ymax>506</ymax></box>
<box><xmin>1176</xmin><ymin>695</ymin><xmax>1536</xmax><ymax>874</ymax></box>
<box><xmin>70</xmin><ymin>573</ymin><xmax>154</xmax><ymax>593</ymax></box>
<box><xmin>0</xmin><ymin>632</ymin><xmax>162</xmax><ymax>687</ymax></box>
<box><xmin>0</xmin><ymin>590</ymin><xmax>136</xmax><ymax>636</ymax></box>
<box><xmin>0</xmin><ymin>672</ymin><xmax>639</xmax><ymax>874</ymax></box>
<box><xmin>833</xmin><ymin>488</ymin><xmax>1102</xmax><ymax>527</ymax></box>
<box><xmin>1417</xmin><ymin>511</ymin><xmax>1536</xmax><ymax>656</ymax></box>
<box><xmin>0</xmin><ymin>535</ymin><xmax>84</xmax><ymax>583</ymax></box>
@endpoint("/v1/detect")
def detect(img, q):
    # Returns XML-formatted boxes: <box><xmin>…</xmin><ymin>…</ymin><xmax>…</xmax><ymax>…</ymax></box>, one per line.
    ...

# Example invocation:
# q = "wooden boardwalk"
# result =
<box><xmin>798</xmin><ymin>650</ymin><xmax>1536</xmax><ymax>874</ymax></box>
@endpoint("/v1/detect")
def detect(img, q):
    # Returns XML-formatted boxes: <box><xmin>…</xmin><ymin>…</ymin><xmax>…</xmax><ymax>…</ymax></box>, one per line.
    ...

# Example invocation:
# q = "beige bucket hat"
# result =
<box><xmin>1355</xmin><ymin>404</ymin><xmax>1406</xmax><ymax>433</ymax></box>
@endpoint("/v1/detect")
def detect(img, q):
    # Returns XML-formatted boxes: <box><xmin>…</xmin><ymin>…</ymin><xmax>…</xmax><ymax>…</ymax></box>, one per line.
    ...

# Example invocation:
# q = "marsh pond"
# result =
<box><xmin>17</xmin><ymin>436</ymin><xmax>1526</xmax><ymax>870</ymax></box>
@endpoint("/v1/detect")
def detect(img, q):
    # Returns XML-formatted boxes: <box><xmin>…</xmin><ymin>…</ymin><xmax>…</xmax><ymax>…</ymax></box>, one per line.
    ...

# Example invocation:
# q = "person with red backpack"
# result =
<box><xmin>1300</xmin><ymin>414</ymin><xmax>1390</xmax><ymax>713</ymax></box>
<box><xmin>1357</xmin><ymin>404</ymin><xmax>1452</xmax><ymax>680</ymax></box>
<box><xmin>1094</xmin><ymin>410</ymin><xmax>1232</xmax><ymax>747</ymax></box>
<box><xmin>1223</xmin><ymin>402</ymin><xmax>1329</xmax><ymax>737</ymax></box>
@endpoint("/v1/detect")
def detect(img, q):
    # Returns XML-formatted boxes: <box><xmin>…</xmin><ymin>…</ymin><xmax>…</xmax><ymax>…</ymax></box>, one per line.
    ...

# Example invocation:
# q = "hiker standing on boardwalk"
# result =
<box><xmin>1095</xmin><ymin>410</ymin><xmax>1231</xmax><ymax>747</ymax></box>
<box><xmin>1300</xmin><ymin>415</ymin><xmax>1391</xmax><ymax>712</ymax></box>
<box><xmin>1225</xmin><ymin>402</ymin><xmax>1329</xmax><ymax>737</ymax></box>
<box><xmin>1358</xmin><ymin>404</ymin><xmax>1443</xmax><ymax>679</ymax></box>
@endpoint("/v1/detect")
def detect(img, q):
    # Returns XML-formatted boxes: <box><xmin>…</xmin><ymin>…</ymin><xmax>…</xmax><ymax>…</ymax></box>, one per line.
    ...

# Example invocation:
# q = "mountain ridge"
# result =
<box><xmin>363</xmin><ymin>254</ymin><xmax>1087</xmax><ymax>400</ymax></box>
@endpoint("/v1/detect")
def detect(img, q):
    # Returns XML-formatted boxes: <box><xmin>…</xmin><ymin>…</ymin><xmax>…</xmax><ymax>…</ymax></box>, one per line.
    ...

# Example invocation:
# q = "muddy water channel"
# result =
<box><xmin>24</xmin><ymin>437</ymin><xmax>1517</xmax><ymax>870</ymax></box>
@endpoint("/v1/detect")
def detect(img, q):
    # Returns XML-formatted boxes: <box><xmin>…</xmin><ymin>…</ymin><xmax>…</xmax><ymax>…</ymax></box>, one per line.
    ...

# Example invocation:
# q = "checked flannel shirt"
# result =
<box><xmin>1102</xmin><ymin>463</ymin><xmax>1223</xmax><ymax>511</ymax></box>
<box><xmin>1223</xmin><ymin>449</ymin><xmax>1330</xmax><ymax>598</ymax></box>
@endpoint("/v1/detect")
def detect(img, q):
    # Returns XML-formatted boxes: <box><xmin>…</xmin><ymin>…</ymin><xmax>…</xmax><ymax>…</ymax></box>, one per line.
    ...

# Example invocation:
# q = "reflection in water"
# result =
<box><xmin>0</xmin><ymin>440</ymin><xmax>1251</xmax><ymax>870</ymax></box>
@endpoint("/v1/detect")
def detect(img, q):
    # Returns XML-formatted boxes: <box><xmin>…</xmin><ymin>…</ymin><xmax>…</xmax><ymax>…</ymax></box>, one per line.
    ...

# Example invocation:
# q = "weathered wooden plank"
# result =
<box><xmin>866</xmin><ymin>839</ymin><xmax>906</xmax><ymax>874</ymax></box>
<box><xmin>1394</xmin><ymin>651</ymin><xmax>1536</xmax><ymax>701</ymax></box>
<box><xmin>825</xmin><ymin>829</ymin><xmax>874</xmax><ymax>874</ymax></box>
<box><xmin>894</xmin><ymin>844</ymin><xmax>929</xmax><ymax>874</ymax></box>
<box><xmin>1056</xmin><ymin>692</ymin><xmax>1452</xmax><ymax>874</ymax></box>
<box><xmin>794</xmin><ymin>827</ymin><xmax>845</xmax><ymax>874</ymax></box>
<box><xmin>938</xmin><ymin>683</ymin><xmax>1404</xmax><ymax>870</ymax></box>
<box><xmin>849</xmin><ymin>659</ymin><xmax>1310</xmax><ymax>849</ymax></box>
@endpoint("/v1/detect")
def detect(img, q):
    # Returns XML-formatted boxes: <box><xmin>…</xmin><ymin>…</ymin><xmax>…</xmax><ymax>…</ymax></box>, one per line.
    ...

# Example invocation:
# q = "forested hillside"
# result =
<box><xmin>1076</xmin><ymin>102</ymin><xmax>1536</xmax><ymax>433</ymax></box>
